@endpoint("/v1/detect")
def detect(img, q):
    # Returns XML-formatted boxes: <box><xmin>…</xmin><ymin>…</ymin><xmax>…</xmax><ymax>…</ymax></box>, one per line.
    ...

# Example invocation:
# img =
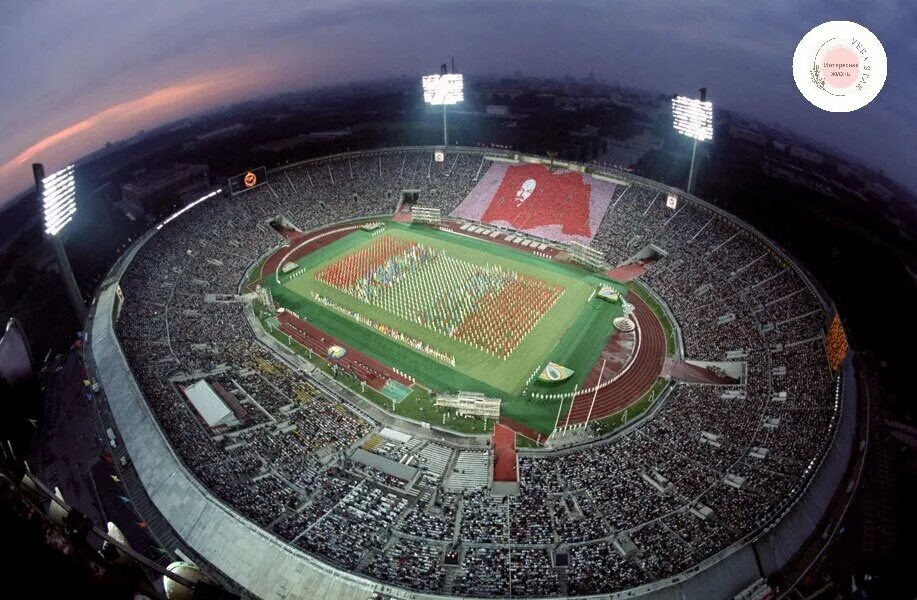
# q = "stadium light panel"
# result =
<box><xmin>672</xmin><ymin>96</ymin><xmax>714</xmax><ymax>141</ymax></box>
<box><xmin>41</xmin><ymin>165</ymin><xmax>76</xmax><ymax>236</ymax></box>
<box><xmin>422</xmin><ymin>73</ymin><xmax>464</xmax><ymax>105</ymax></box>
<box><xmin>45</xmin><ymin>205</ymin><xmax>76</xmax><ymax>230</ymax></box>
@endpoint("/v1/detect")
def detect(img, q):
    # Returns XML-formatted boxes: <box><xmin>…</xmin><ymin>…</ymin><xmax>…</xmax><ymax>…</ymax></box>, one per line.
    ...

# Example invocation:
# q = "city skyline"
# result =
<box><xmin>1</xmin><ymin>1</ymin><xmax>915</xmax><ymax>205</ymax></box>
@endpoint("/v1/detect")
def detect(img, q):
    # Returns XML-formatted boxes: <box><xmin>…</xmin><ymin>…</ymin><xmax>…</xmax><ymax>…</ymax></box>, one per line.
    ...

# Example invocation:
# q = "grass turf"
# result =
<box><xmin>263</xmin><ymin>221</ymin><xmax>625</xmax><ymax>434</ymax></box>
<box><xmin>254</xmin><ymin>299</ymin><xmax>493</xmax><ymax>434</ymax></box>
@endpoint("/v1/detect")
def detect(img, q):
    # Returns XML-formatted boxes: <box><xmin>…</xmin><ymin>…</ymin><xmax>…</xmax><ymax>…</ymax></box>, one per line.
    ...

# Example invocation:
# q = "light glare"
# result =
<box><xmin>422</xmin><ymin>73</ymin><xmax>464</xmax><ymax>105</ymax></box>
<box><xmin>42</xmin><ymin>164</ymin><xmax>77</xmax><ymax>237</ymax></box>
<box><xmin>672</xmin><ymin>96</ymin><xmax>714</xmax><ymax>141</ymax></box>
<box><xmin>158</xmin><ymin>189</ymin><xmax>221</xmax><ymax>229</ymax></box>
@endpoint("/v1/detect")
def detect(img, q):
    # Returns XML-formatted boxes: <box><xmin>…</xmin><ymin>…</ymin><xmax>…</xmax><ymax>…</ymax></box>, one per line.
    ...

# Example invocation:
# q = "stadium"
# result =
<box><xmin>83</xmin><ymin>145</ymin><xmax>856</xmax><ymax>599</ymax></box>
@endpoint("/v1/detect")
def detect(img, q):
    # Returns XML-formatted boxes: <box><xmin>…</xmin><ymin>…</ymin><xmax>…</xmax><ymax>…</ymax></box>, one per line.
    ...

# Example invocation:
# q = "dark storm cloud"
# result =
<box><xmin>1</xmin><ymin>1</ymin><xmax>915</xmax><ymax>204</ymax></box>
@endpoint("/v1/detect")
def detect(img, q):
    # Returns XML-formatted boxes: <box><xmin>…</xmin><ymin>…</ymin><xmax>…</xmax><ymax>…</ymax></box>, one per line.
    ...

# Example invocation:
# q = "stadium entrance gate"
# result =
<box><xmin>398</xmin><ymin>190</ymin><xmax>420</xmax><ymax>213</ymax></box>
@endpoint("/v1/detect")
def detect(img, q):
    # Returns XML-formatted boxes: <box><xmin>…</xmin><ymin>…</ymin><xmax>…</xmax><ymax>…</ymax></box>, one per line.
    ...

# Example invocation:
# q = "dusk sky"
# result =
<box><xmin>1</xmin><ymin>1</ymin><xmax>915</xmax><ymax>206</ymax></box>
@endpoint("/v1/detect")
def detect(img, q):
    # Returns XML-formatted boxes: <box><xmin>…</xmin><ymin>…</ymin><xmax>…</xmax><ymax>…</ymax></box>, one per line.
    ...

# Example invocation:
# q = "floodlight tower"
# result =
<box><xmin>33</xmin><ymin>163</ymin><xmax>87</xmax><ymax>325</ymax></box>
<box><xmin>422</xmin><ymin>64</ymin><xmax>464</xmax><ymax>147</ymax></box>
<box><xmin>672</xmin><ymin>87</ymin><xmax>713</xmax><ymax>195</ymax></box>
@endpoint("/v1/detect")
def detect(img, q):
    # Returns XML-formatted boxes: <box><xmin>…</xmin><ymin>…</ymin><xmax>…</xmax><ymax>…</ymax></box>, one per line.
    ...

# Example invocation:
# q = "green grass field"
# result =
<box><xmin>263</xmin><ymin>222</ymin><xmax>625</xmax><ymax>434</ymax></box>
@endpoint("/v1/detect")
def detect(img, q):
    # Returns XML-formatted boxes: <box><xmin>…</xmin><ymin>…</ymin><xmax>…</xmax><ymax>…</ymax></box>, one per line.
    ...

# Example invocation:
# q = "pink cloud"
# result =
<box><xmin>0</xmin><ymin>65</ymin><xmax>282</xmax><ymax>201</ymax></box>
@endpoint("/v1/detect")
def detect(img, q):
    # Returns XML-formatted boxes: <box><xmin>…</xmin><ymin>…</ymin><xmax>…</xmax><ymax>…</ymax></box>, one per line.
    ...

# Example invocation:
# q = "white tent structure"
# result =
<box><xmin>183</xmin><ymin>380</ymin><xmax>238</xmax><ymax>428</ymax></box>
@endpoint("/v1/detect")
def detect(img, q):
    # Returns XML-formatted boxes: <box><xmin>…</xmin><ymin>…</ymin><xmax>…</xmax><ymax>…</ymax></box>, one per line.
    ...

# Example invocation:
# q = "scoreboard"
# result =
<box><xmin>228</xmin><ymin>166</ymin><xmax>268</xmax><ymax>195</ymax></box>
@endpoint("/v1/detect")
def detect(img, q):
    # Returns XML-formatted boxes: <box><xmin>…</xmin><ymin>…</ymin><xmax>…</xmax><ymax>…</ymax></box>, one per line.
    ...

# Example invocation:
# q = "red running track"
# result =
<box><xmin>276</xmin><ymin>311</ymin><xmax>413</xmax><ymax>390</ymax></box>
<box><xmin>499</xmin><ymin>416</ymin><xmax>545</xmax><ymax>444</ymax></box>
<box><xmin>560</xmin><ymin>292</ymin><xmax>666</xmax><ymax>425</ymax></box>
<box><xmin>492</xmin><ymin>423</ymin><xmax>518</xmax><ymax>482</ymax></box>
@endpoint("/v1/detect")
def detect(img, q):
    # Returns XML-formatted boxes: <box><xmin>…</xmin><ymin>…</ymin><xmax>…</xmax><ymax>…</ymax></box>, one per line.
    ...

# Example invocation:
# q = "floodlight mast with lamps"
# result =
<box><xmin>422</xmin><ymin>64</ymin><xmax>463</xmax><ymax>147</ymax></box>
<box><xmin>672</xmin><ymin>88</ymin><xmax>713</xmax><ymax>194</ymax></box>
<box><xmin>33</xmin><ymin>163</ymin><xmax>87</xmax><ymax>325</ymax></box>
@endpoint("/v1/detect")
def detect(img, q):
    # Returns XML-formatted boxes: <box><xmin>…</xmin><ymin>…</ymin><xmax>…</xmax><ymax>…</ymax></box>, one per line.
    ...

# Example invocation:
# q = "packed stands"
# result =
<box><xmin>102</xmin><ymin>147</ymin><xmax>842</xmax><ymax>597</ymax></box>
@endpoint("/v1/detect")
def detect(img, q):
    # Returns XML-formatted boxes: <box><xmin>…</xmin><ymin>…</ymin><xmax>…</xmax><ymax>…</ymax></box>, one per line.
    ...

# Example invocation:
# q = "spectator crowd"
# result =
<box><xmin>110</xmin><ymin>147</ymin><xmax>838</xmax><ymax>597</ymax></box>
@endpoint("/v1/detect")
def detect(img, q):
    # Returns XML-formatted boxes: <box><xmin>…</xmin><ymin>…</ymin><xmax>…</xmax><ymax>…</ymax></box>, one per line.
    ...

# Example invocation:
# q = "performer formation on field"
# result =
<box><xmin>315</xmin><ymin>235</ymin><xmax>563</xmax><ymax>358</ymax></box>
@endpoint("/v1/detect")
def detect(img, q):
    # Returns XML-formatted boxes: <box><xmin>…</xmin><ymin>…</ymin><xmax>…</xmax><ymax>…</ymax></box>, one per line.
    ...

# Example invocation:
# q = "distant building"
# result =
<box><xmin>789</xmin><ymin>146</ymin><xmax>824</xmax><ymax>164</ymax></box>
<box><xmin>183</xmin><ymin>123</ymin><xmax>248</xmax><ymax>149</ymax></box>
<box><xmin>866</xmin><ymin>181</ymin><xmax>894</xmax><ymax>202</ymax></box>
<box><xmin>306</xmin><ymin>128</ymin><xmax>352</xmax><ymax>139</ymax></box>
<box><xmin>535</xmin><ymin>92</ymin><xmax>557</xmax><ymax>108</ymax></box>
<box><xmin>556</xmin><ymin>96</ymin><xmax>579</xmax><ymax>112</ymax></box>
<box><xmin>730</xmin><ymin>126</ymin><xmax>767</xmax><ymax>146</ymax></box>
<box><xmin>197</xmin><ymin>123</ymin><xmax>249</xmax><ymax>142</ymax></box>
<box><xmin>761</xmin><ymin>159</ymin><xmax>836</xmax><ymax>198</ymax></box>
<box><xmin>555</xmin><ymin>96</ymin><xmax>608</xmax><ymax>111</ymax></box>
<box><xmin>571</xmin><ymin>125</ymin><xmax>600</xmax><ymax>137</ymax></box>
<box><xmin>837</xmin><ymin>163</ymin><xmax>865</xmax><ymax>182</ymax></box>
<box><xmin>120</xmin><ymin>163</ymin><xmax>209</xmax><ymax>215</ymax></box>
